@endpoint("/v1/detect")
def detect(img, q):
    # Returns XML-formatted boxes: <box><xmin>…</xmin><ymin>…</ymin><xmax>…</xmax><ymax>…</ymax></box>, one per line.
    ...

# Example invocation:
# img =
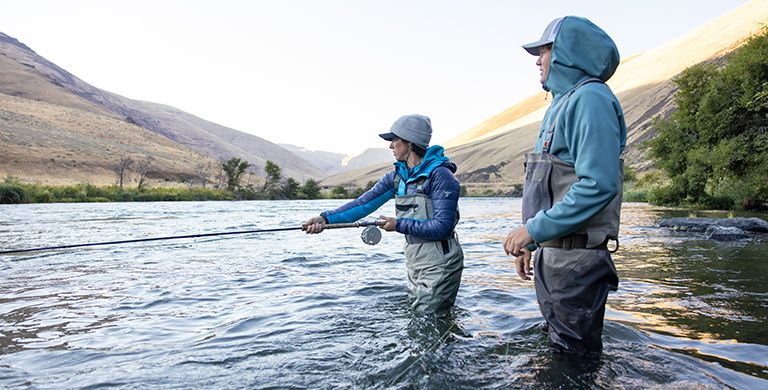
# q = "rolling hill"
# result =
<box><xmin>0</xmin><ymin>32</ymin><xmax>324</xmax><ymax>185</ymax></box>
<box><xmin>322</xmin><ymin>0</ymin><xmax>768</xmax><ymax>192</ymax></box>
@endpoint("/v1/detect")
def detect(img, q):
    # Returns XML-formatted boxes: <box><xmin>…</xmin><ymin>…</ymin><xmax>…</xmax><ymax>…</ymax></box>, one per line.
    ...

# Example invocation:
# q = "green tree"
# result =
<box><xmin>283</xmin><ymin>177</ymin><xmax>300</xmax><ymax>199</ymax></box>
<box><xmin>0</xmin><ymin>182</ymin><xmax>25</xmax><ymax>204</ymax></box>
<box><xmin>263</xmin><ymin>160</ymin><xmax>282</xmax><ymax>193</ymax></box>
<box><xmin>350</xmin><ymin>180</ymin><xmax>376</xmax><ymax>198</ymax></box>
<box><xmin>330</xmin><ymin>185</ymin><xmax>348</xmax><ymax>199</ymax></box>
<box><xmin>646</xmin><ymin>28</ymin><xmax>768</xmax><ymax>209</ymax></box>
<box><xmin>301</xmin><ymin>178</ymin><xmax>321</xmax><ymax>199</ymax></box>
<box><xmin>459</xmin><ymin>185</ymin><xmax>468</xmax><ymax>197</ymax></box>
<box><xmin>222</xmin><ymin>157</ymin><xmax>251</xmax><ymax>191</ymax></box>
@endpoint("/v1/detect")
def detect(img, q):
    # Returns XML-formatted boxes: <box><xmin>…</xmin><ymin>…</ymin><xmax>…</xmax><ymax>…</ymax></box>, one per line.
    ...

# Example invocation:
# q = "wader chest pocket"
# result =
<box><xmin>525</xmin><ymin>160</ymin><xmax>551</xmax><ymax>182</ymax></box>
<box><xmin>522</xmin><ymin>158</ymin><xmax>553</xmax><ymax>223</ymax></box>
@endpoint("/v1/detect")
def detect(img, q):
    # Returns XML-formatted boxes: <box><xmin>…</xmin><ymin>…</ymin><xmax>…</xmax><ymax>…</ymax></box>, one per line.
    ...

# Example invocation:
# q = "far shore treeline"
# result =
<box><xmin>0</xmin><ymin>157</ymin><xmax>377</xmax><ymax>203</ymax></box>
<box><xmin>2</xmin><ymin>29</ymin><xmax>767</xmax><ymax>210</ymax></box>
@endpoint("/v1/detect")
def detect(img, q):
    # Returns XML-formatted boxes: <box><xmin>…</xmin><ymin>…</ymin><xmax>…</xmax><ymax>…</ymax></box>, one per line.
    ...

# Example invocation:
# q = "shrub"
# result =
<box><xmin>623</xmin><ymin>189</ymin><xmax>649</xmax><ymax>202</ymax></box>
<box><xmin>645</xmin><ymin>28</ymin><xmax>768</xmax><ymax>209</ymax></box>
<box><xmin>699</xmin><ymin>194</ymin><xmax>734</xmax><ymax>210</ymax></box>
<box><xmin>0</xmin><ymin>184</ymin><xmax>26</xmax><ymax>204</ymax></box>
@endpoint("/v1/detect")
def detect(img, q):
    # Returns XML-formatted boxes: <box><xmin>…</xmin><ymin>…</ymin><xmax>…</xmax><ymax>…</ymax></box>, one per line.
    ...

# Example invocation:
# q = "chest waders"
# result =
<box><xmin>522</xmin><ymin>77</ymin><xmax>620</xmax><ymax>354</ymax></box>
<box><xmin>394</xmin><ymin>175</ymin><xmax>464</xmax><ymax>313</ymax></box>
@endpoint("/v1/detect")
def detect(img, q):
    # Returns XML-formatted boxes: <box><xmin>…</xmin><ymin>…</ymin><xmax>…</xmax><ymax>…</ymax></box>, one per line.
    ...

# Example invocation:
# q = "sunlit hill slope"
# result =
<box><xmin>322</xmin><ymin>0</ymin><xmax>768</xmax><ymax>192</ymax></box>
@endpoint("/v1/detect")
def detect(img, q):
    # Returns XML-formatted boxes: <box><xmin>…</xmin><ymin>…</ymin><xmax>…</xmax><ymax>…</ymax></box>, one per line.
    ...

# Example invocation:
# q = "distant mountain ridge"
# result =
<box><xmin>0</xmin><ymin>31</ymin><xmax>325</xmax><ymax>184</ymax></box>
<box><xmin>341</xmin><ymin>148</ymin><xmax>394</xmax><ymax>172</ymax></box>
<box><xmin>279</xmin><ymin>145</ymin><xmax>392</xmax><ymax>176</ymax></box>
<box><xmin>279</xmin><ymin>144</ymin><xmax>346</xmax><ymax>174</ymax></box>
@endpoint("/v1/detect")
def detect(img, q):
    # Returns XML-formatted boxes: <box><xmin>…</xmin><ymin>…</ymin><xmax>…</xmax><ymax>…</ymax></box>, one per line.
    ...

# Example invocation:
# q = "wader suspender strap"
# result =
<box><xmin>393</xmin><ymin>174</ymin><xmax>426</xmax><ymax>196</ymax></box>
<box><xmin>542</xmin><ymin>77</ymin><xmax>604</xmax><ymax>154</ymax></box>
<box><xmin>394</xmin><ymin>173</ymin><xmax>454</xmax><ymax>253</ymax></box>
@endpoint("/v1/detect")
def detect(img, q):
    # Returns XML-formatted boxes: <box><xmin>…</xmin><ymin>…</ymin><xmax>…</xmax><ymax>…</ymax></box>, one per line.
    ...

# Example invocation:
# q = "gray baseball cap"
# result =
<box><xmin>379</xmin><ymin>114</ymin><xmax>432</xmax><ymax>149</ymax></box>
<box><xmin>522</xmin><ymin>17</ymin><xmax>565</xmax><ymax>56</ymax></box>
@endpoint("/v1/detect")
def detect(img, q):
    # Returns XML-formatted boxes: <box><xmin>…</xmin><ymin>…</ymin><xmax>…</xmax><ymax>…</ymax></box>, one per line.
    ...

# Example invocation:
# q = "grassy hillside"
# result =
<box><xmin>0</xmin><ymin>31</ymin><xmax>323</xmax><ymax>184</ymax></box>
<box><xmin>0</xmin><ymin>93</ymin><xmax>215</xmax><ymax>185</ymax></box>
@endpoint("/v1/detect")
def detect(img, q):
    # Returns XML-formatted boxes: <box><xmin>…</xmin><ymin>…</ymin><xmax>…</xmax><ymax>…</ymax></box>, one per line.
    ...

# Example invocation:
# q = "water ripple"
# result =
<box><xmin>0</xmin><ymin>200</ymin><xmax>766</xmax><ymax>388</ymax></box>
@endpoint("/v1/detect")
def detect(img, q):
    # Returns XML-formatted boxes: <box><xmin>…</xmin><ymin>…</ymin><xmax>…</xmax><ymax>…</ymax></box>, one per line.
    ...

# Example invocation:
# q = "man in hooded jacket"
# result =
<box><xmin>503</xmin><ymin>16</ymin><xmax>627</xmax><ymax>355</ymax></box>
<box><xmin>305</xmin><ymin>114</ymin><xmax>464</xmax><ymax>313</ymax></box>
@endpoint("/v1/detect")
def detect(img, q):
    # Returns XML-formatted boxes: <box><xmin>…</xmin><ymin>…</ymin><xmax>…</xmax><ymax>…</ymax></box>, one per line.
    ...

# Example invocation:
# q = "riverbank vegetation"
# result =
<box><xmin>639</xmin><ymin>28</ymin><xmax>768</xmax><ymax>210</ymax></box>
<box><xmin>0</xmin><ymin>157</ymin><xmax>362</xmax><ymax>204</ymax></box>
<box><xmin>0</xmin><ymin>176</ymin><xmax>356</xmax><ymax>204</ymax></box>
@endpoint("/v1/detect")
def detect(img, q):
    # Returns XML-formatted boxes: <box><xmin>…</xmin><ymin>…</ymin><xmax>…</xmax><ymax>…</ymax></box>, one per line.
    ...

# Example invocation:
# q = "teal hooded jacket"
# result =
<box><xmin>526</xmin><ymin>16</ymin><xmax>628</xmax><ymax>244</ymax></box>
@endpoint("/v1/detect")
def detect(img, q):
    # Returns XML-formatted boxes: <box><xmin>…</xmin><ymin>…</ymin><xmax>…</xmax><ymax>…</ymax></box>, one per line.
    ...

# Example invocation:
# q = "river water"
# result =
<box><xmin>0</xmin><ymin>198</ymin><xmax>766</xmax><ymax>389</ymax></box>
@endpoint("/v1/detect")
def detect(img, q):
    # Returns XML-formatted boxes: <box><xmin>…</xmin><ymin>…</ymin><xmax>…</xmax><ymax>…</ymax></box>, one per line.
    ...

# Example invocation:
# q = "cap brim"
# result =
<box><xmin>522</xmin><ymin>39</ymin><xmax>552</xmax><ymax>56</ymax></box>
<box><xmin>379</xmin><ymin>132</ymin><xmax>396</xmax><ymax>141</ymax></box>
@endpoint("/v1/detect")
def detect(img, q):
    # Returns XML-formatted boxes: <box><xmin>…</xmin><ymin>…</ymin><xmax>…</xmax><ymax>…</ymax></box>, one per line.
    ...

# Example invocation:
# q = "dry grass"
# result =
<box><xmin>0</xmin><ymin>93</ymin><xmax>217</xmax><ymax>185</ymax></box>
<box><xmin>0</xmin><ymin>32</ymin><xmax>323</xmax><ymax>184</ymax></box>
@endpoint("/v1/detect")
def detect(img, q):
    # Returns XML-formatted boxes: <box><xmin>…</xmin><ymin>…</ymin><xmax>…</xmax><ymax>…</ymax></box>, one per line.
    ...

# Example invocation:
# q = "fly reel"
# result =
<box><xmin>360</xmin><ymin>225</ymin><xmax>382</xmax><ymax>245</ymax></box>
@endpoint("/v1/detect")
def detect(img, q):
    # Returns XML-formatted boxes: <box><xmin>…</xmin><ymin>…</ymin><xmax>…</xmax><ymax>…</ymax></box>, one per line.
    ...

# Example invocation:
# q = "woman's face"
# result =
<box><xmin>389</xmin><ymin>137</ymin><xmax>410</xmax><ymax>162</ymax></box>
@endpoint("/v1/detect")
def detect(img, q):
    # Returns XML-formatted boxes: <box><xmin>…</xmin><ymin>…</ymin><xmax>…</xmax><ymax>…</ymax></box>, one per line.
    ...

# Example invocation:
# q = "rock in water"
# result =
<box><xmin>659</xmin><ymin>217</ymin><xmax>768</xmax><ymax>233</ymax></box>
<box><xmin>705</xmin><ymin>225</ymin><xmax>749</xmax><ymax>241</ymax></box>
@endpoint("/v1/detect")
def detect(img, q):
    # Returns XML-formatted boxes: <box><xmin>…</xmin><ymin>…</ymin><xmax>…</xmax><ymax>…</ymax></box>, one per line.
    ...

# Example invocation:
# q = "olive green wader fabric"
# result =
<box><xmin>404</xmin><ymin>237</ymin><xmax>463</xmax><ymax>312</ymax></box>
<box><xmin>395</xmin><ymin>179</ymin><xmax>463</xmax><ymax>312</ymax></box>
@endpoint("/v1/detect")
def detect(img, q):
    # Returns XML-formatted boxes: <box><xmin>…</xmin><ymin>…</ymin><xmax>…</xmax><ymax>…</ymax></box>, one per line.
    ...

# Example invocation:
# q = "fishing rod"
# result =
<box><xmin>0</xmin><ymin>220</ymin><xmax>385</xmax><ymax>255</ymax></box>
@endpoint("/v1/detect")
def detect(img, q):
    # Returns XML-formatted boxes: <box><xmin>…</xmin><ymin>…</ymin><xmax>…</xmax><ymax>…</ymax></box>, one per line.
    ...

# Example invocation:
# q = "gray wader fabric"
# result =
<box><xmin>523</xmin><ymin>153</ymin><xmax>623</xmax><ymax>248</ymax></box>
<box><xmin>521</xmin><ymin>78</ymin><xmax>623</xmax><ymax>354</ymax></box>
<box><xmin>534</xmin><ymin>247</ymin><xmax>618</xmax><ymax>354</ymax></box>
<box><xmin>404</xmin><ymin>235</ymin><xmax>463</xmax><ymax>312</ymax></box>
<box><xmin>395</xmin><ymin>176</ymin><xmax>463</xmax><ymax>312</ymax></box>
<box><xmin>522</xmin><ymin>78</ymin><xmax>623</xmax><ymax>249</ymax></box>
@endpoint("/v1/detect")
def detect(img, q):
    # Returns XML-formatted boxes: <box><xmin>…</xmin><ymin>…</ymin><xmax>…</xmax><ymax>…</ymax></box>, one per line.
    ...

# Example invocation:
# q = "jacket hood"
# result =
<box><xmin>544</xmin><ymin>16</ymin><xmax>620</xmax><ymax>95</ymax></box>
<box><xmin>394</xmin><ymin>145</ymin><xmax>455</xmax><ymax>184</ymax></box>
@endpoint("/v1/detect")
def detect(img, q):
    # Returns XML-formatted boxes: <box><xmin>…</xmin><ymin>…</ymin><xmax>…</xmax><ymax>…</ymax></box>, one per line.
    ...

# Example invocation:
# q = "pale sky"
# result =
<box><xmin>0</xmin><ymin>0</ymin><xmax>752</xmax><ymax>156</ymax></box>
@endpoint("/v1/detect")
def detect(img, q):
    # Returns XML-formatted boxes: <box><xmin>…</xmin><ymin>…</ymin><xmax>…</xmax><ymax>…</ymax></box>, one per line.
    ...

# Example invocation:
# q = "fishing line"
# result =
<box><xmin>0</xmin><ymin>220</ymin><xmax>384</xmax><ymax>255</ymax></box>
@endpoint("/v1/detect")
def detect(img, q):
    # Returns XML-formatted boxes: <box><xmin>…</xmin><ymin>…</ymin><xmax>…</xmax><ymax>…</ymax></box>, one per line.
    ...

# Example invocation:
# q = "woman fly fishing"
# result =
<box><xmin>304</xmin><ymin>114</ymin><xmax>464</xmax><ymax>313</ymax></box>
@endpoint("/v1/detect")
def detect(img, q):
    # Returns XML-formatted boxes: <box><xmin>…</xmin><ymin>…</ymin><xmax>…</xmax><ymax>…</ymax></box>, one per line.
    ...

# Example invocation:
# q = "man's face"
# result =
<box><xmin>536</xmin><ymin>45</ymin><xmax>552</xmax><ymax>85</ymax></box>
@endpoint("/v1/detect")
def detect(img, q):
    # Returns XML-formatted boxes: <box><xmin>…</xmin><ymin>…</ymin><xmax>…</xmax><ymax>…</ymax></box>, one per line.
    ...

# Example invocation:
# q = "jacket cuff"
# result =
<box><xmin>395</xmin><ymin>218</ymin><xmax>405</xmax><ymax>234</ymax></box>
<box><xmin>525</xmin><ymin>220</ymin><xmax>541</xmax><ymax>243</ymax></box>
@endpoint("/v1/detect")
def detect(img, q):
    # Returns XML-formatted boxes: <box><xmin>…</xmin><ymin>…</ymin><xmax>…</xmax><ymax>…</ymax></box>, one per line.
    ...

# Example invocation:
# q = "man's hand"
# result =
<box><xmin>303</xmin><ymin>216</ymin><xmax>325</xmax><ymax>234</ymax></box>
<box><xmin>378</xmin><ymin>215</ymin><xmax>396</xmax><ymax>232</ymax></box>
<box><xmin>504</xmin><ymin>225</ymin><xmax>533</xmax><ymax>256</ymax></box>
<box><xmin>514</xmin><ymin>248</ymin><xmax>533</xmax><ymax>281</ymax></box>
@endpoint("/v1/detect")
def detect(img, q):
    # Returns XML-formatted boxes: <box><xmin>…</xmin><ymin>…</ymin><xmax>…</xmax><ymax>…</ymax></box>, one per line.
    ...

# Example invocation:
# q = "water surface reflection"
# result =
<box><xmin>0</xmin><ymin>199</ymin><xmax>766</xmax><ymax>388</ymax></box>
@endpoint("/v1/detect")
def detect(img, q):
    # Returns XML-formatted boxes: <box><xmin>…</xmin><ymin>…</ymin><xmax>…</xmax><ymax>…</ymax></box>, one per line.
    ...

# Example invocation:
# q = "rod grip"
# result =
<box><xmin>302</xmin><ymin>220</ymin><xmax>385</xmax><ymax>230</ymax></box>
